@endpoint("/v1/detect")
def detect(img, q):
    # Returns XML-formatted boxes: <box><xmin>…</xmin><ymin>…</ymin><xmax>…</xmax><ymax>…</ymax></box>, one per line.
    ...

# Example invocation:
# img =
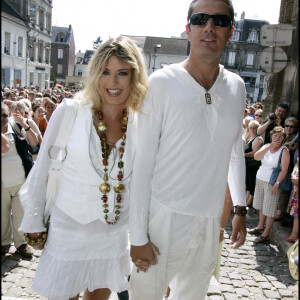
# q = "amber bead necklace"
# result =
<box><xmin>97</xmin><ymin>108</ymin><xmax>128</xmax><ymax>225</ymax></box>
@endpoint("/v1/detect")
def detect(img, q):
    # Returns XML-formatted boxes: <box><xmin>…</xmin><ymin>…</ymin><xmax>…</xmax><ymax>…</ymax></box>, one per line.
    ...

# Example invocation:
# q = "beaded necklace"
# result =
<box><xmin>97</xmin><ymin>108</ymin><xmax>128</xmax><ymax>225</ymax></box>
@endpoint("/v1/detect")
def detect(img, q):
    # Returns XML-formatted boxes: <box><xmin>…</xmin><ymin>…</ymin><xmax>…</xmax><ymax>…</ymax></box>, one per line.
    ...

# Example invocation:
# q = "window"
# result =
<box><xmin>57</xmin><ymin>64</ymin><xmax>63</xmax><ymax>75</ymax></box>
<box><xmin>248</xmin><ymin>29</ymin><xmax>257</xmax><ymax>42</ymax></box>
<box><xmin>246</xmin><ymin>54</ymin><xmax>254</xmax><ymax>67</ymax></box>
<box><xmin>29</xmin><ymin>4</ymin><xmax>36</xmax><ymax>25</ymax></box>
<box><xmin>4</xmin><ymin>32</ymin><xmax>10</xmax><ymax>55</ymax></box>
<box><xmin>228</xmin><ymin>52</ymin><xmax>236</xmax><ymax>66</ymax></box>
<box><xmin>78</xmin><ymin>69</ymin><xmax>83</xmax><ymax>76</ymax></box>
<box><xmin>231</xmin><ymin>31</ymin><xmax>240</xmax><ymax>41</ymax></box>
<box><xmin>39</xmin><ymin>8</ymin><xmax>44</xmax><ymax>29</ymax></box>
<box><xmin>18</xmin><ymin>37</ymin><xmax>23</xmax><ymax>57</ymax></box>
<box><xmin>58</xmin><ymin>49</ymin><xmax>63</xmax><ymax>59</ymax></box>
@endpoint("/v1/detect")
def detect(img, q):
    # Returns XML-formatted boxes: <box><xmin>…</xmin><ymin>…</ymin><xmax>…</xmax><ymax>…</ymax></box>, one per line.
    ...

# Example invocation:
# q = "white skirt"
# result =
<box><xmin>32</xmin><ymin>205</ymin><xmax>132</xmax><ymax>300</ymax></box>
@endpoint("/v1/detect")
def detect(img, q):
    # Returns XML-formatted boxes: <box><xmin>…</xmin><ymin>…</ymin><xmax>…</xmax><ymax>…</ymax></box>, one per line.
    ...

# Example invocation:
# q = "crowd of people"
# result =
<box><xmin>1</xmin><ymin>0</ymin><xmax>298</xmax><ymax>299</ymax></box>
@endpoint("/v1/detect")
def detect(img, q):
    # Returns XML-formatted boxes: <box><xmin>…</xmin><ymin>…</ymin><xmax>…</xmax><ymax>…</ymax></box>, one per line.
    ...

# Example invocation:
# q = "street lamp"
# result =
<box><xmin>152</xmin><ymin>44</ymin><xmax>161</xmax><ymax>73</ymax></box>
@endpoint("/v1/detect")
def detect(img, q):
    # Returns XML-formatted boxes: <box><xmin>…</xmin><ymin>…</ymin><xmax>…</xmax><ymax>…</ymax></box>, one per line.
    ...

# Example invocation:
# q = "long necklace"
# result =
<box><xmin>187</xmin><ymin>60</ymin><xmax>212</xmax><ymax>105</ymax></box>
<box><xmin>97</xmin><ymin>109</ymin><xmax>128</xmax><ymax>225</ymax></box>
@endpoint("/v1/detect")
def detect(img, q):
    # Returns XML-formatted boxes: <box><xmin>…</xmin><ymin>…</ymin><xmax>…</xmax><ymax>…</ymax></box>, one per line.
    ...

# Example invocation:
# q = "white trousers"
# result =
<box><xmin>129</xmin><ymin>200</ymin><xmax>221</xmax><ymax>300</ymax></box>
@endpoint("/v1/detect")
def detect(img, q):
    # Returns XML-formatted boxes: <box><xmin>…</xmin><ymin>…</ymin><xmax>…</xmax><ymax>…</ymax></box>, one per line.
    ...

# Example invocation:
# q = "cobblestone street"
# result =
<box><xmin>1</xmin><ymin>211</ymin><xmax>298</xmax><ymax>300</ymax></box>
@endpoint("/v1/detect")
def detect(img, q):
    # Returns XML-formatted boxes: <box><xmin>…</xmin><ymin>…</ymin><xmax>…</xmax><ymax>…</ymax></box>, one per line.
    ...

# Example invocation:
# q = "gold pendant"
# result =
<box><xmin>98</xmin><ymin>121</ymin><xmax>108</xmax><ymax>133</ymax></box>
<box><xmin>99</xmin><ymin>182</ymin><xmax>111</xmax><ymax>193</ymax></box>
<box><xmin>121</xmin><ymin>116</ymin><xmax>128</xmax><ymax>124</ymax></box>
<box><xmin>114</xmin><ymin>183</ymin><xmax>125</xmax><ymax>193</ymax></box>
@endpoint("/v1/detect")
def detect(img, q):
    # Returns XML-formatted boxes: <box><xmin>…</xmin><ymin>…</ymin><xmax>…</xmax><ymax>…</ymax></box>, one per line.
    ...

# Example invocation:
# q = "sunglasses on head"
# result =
<box><xmin>189</xmin><ymin>13</ymin><xmax>232</xmax><ymax>28</ymax></box>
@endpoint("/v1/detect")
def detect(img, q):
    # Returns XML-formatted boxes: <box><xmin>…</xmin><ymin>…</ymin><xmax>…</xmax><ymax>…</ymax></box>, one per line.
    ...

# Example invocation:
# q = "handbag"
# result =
<box><xmin>287</xmin><ymin>239</ymin><xmax>298</xmax><ymax>280</ymax></box>
<box><xmin>10</xmin><ymin>122</ymin><xmax>34</xmax><ymax>178</ymax></box>
<box><xmin>269</xmin><ymin>147</ymin><xmax>292</xmax><ymax>191</ymax></box>
<box><xmin>20</xmin><ymin>98</ymin><xmax>79</xmax><ymax>248</ymax></box>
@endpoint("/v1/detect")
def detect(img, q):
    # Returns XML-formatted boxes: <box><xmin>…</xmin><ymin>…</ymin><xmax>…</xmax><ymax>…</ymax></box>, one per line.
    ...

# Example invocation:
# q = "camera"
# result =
<box><xmin>269</xmin><ymin>113</ymin><xmax>276</xmax><ymax>121</ymax></box>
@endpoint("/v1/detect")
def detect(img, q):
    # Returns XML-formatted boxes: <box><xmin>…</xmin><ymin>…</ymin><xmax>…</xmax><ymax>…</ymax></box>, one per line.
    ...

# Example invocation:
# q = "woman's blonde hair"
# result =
<box><xmin>78</xmin><ymin>36</ymin><xmax>148</xmax><ymax>113</ymax></box>
<box><xmin>270</xmin><ymin>126</ymin><xmax>286</xmax><ymax>144</ymax></box>
<box><xmin>248</xmin><ymin>120</ymin><xmax>260</xmax><ymax>129</ymax></box>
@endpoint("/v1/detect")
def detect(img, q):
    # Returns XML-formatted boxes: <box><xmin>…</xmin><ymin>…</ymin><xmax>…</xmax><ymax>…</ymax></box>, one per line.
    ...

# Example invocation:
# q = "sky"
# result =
<box><xmin>52</xmin><ymin>0</ymin><xmax>282</xmax><ymax>53</ymax></box>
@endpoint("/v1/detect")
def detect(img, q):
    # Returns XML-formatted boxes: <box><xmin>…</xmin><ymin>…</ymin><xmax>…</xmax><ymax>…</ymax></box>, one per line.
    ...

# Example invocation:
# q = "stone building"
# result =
<box><xmin>263</xmin><ymin>0</ymin><xmax>298</xmax><ymax>117</ymax></box>
<box><xmin>51</xmin><ymin>25</ymin><xmax>76</xmax><ymax>86</ymax></box>
<box><xmin>1</xmin><ymin>0</ymin><xmax>52</xmax><ymax>90</ymax></box>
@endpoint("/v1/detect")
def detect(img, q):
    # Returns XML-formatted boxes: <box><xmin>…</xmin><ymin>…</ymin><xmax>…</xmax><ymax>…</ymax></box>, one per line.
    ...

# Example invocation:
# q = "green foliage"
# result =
<box><xmin>93</xmin><ymin>36</ymin><xmax>103</xmax><ymax>50</ymax></box>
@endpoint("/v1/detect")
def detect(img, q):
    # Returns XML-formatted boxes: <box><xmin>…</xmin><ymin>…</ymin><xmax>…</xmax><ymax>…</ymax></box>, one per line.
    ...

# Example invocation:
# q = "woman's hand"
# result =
<box><xmin>291</xmin><ymin>175</ymin><xmax>298</xmax><ymax>186</ymax></box>
<box><xmin>28</xmin><ymin>232</ymin><xmax>46</xmax><ymax>250</ymax></box>
<box><xmin>271</xmin><ymin>183</ymin><xmax>279</xmax><ymax>196</ymax></box>
<box><xmin>12</xmin><ymin>111</ymin><xmax>26</xmax><ymax>127</ymax></box>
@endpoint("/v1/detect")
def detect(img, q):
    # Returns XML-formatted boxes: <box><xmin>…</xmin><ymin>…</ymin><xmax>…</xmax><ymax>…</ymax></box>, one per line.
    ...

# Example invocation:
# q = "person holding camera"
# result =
<box><xmin>257</xmin><ymin>103</ymin><xmax>289</xmax><ymax>144</ymax></box>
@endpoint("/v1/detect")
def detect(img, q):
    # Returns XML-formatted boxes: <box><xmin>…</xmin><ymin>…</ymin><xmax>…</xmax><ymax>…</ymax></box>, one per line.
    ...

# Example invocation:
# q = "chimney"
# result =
<box><xmin>69</xmin><ymin>24</ymin><xmax>72</xmax><ymax>31</ymax></box>
<box><xmin>241</xmin><ymin>12</ymin><xmax>245</xmax><ymax>19</ymax></box>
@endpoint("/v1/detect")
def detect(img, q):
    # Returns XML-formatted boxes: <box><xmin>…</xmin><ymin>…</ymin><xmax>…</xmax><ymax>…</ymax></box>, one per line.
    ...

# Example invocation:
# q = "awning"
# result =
<box><xmin>240</xmin><ymin>71</ymin><xmax>257</xmax><ymax>77</ymax></box>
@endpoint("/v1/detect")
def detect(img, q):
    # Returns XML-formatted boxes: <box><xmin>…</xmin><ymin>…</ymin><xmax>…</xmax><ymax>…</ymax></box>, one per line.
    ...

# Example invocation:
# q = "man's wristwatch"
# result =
<box><xmin>275</xmin><ymin>181</ymin><xmax>280</xmax><ymax>185</ymax></box>
<box><xmin>234</xmin><ymin>205</ymin><xmax>247</xmax><ymax>216</ymax></box>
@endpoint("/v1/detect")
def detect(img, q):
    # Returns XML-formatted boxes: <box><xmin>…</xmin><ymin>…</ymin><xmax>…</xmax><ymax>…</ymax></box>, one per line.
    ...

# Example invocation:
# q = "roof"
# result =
<box><xmin>82</xmin><ymin>50</ymin><xmax>95</xmax><ymax>65</ymax></box>
<box><xmin>1</xmin><ymin>0</ymin><xmax>29</xmax><ymax>29</ymax></box>
<box><xmin>143</xmin><ymin>36</ymin><xmax>189</xmax><ymax>55</ymax></box>
<box><xmin>51</xmin><ymin>26</ymin><xmax>72</xmax><ymax>44</ymax></box>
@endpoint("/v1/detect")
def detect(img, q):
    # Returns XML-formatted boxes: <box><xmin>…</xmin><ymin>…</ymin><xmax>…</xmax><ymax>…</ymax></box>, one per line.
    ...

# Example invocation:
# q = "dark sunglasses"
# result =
<box><xmin>285</xmin><ymin>125</ymin><xmax>296</xmax><ymax>128</ymax></box>
<box><xmin>255</xmin><ymin>114</ymin><xmax>262</xmax><ymax>117</ymax></box>
<box><xmin>2</xmin><ymin>114</ymin><xmax>9</xmax><ymax>118</ymax></box>
<box><xmin>189</xmin><ymin>13</ymin><xmax>232</xmax><ymax>28</ymax></box>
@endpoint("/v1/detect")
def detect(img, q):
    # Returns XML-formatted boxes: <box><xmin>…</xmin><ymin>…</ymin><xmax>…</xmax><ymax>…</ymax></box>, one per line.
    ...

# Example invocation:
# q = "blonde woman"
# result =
<box><xmin>19</xmin><ymin>36</ymin><xmax>148</xmax><ymax>300</ymax></box>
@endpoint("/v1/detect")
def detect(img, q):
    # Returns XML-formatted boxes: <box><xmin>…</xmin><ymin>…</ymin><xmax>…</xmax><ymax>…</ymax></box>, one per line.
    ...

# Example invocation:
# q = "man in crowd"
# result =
<box><xmin>257</xmin><ymin>103</ymin><xmax>289</xmax><ymax>144</ymax></box>
<box><xmin>129</xmin><ymin>0</ymin><xmax>247</xmax><ymax>299</ymax></box>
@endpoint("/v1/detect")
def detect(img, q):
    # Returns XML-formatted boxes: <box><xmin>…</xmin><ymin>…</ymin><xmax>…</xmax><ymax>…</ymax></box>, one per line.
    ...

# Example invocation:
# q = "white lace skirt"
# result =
<box><xmin>32</xmin><ymin>205</ymin><xmax>132</xmax><ymax>300</ymax></box>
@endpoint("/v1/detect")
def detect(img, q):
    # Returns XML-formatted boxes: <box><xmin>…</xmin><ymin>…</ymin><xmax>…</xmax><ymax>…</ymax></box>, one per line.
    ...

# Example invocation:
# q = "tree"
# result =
<box><xmin>93</xmin><ymin>36</ymin><xmax>103</xmax><ymax>50</ymax></box>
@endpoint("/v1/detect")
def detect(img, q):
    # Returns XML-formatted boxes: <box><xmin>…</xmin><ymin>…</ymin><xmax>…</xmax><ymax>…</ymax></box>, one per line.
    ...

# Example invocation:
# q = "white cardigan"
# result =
<box><xmin>129</xmin><ymin>63</ymin><xmax>247</xmax><ymax>245</ymax></box>
<box><xmin>19</xmin><ymin>100</ymin><xmax>135</xmax><ymax>233</ymax></box>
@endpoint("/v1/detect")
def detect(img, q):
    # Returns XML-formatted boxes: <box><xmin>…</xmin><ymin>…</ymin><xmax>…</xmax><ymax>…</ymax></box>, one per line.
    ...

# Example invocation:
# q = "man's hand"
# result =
<box><xmin>130</xmin><ymin>242</ymin><xmax>159</xmax><ymax>272</ymax></box>
<box><xmin>230</xmin><ymin>215</ymin><xmax>246</xmax><ymax>249</ymax></box>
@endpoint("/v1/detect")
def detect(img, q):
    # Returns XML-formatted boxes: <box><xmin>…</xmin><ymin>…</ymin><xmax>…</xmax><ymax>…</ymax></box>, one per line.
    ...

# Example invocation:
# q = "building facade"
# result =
<box><xmin>1</xmin><ymin>0</ymin><xmax>52</xmax><ymax>90</ymax></box>
<box><xmin>51</xmin><ymin>25</ymin><xmax>76</xmax><ymax>85</ymax></box>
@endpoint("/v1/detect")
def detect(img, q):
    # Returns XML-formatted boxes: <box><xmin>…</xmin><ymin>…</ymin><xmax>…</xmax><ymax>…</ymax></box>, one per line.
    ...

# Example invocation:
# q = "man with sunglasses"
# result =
<box><xmin>129</xmin><ymin>1</ymin><xmax>246</xmax><ymax>299</ymax></box>
<box><xmin>257</xmin><ymin>103</ymin><xmax>289</xmax><ymax>144</ymax></box>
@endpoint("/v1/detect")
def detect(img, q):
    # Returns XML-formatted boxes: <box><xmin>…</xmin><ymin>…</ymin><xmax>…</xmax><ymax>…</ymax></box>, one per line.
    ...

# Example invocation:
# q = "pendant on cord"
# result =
<box><xmin>205</xmin><ymin>93</ymin><xmax>212</xmax><ymax>104</ymax></box>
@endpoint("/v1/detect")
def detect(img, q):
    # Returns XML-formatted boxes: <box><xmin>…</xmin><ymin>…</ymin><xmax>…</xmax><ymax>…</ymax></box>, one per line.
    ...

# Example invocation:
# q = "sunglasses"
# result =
<box><xmin>255</xmin><ymin>114</ymin><xmax>262</xmax><ymax>117</ymax></box>
<box><xmin>2</xmin><ymin>114</ymin><xmax>9</xmax><ymax>118</ymax></box>
<box><xmin>285</xmin><ymin>125</ymin><xmax>296</xmax><ymax>128</ymax></box>
<box><xmin>189</xmin><ymin>13</ymin><xmax>232</xmax><ymax>28</ymax></box>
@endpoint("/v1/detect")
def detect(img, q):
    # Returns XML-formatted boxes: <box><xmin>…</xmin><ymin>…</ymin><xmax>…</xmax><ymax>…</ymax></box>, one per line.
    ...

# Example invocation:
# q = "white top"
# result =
<box><xmin>256</xmin><ymin>146</ymin><xmax>284</xmax><ymax>182</ymax></box>
<box><xmin>19</xmin><ymin>100</ymin><xmax>136</xmax><ymax>234</ymax></box>
<box><xmin>129</xmin><ymin>63</ymin><xmax>247</xmax><ymax>246</ymax></box>
<box><xmin>2</xmin><ymin>122</ymin><xmax>27</xmax><ymax>187</ymax></box>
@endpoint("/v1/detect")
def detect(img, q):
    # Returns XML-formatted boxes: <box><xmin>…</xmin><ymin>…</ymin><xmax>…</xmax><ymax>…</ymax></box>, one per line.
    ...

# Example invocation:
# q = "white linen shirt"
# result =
<box><xmin>129</xmin><ymin>63</ymin><xmax>246</xmax><ymax>246</ymax></box>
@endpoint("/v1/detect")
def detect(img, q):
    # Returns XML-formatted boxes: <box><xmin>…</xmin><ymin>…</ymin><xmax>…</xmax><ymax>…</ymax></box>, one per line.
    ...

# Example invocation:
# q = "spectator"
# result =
<box><xmin>284</xmin><ymin>117</ymin><xmax>298</xmax><ymax>146</ymax></box>
<box><xmin>243</xmin><ymin>116</ymin><xmax>254</xmax><ymax>144</ymax></box>
<box><xmin>249</xmin><ymin>126</ymin><xmax>290</xmax><ymax>243</ymax></box>
<box><xmin>1</xmin><ymin>102</ymin><xmax>38</xmax><ymax>258</ymax></box>
<box><xmin>257</xmin><ymin>103</ymin><xmax>289</xmax><ymax>144</ymax></box>
<box><xmin>284</xmin><ymin>158</ymin><xmax>299</xmax><ymax>243</ymax></box>
<box><xmin>254</xmin><ymin>109</ymin><xmax>263</xmax><ymax>125</ymax></box>
<box><xmin>254</xmin><ymin>102</ymin><xmax>264</xmax><ymax>111</ymax></box>
<box><xmin>249</xmin><ymin>106</ymin><xmax>256</xmax><ymax>118</ymax></box>
<box><xmin>244</xmin><ymin>120</ymin><xmax>264</xmax><ymax>208</ymax></box>
<box><xmin>39</xmin><ymin>97</ymin><xmax>56</xmax><ymax>136</ymax></box>
<box><xmin>31</xmin><ymin>101</ymin><xmax>45</xmax><ymax>128</ymax></box>
<box><xmin>1</xmin><ymin>133</ymin><xmax>10</xmax><ymax>153</ymax></box>
<box><xmin>27</xmin><ymin>91</ymin><xmax>36</xmax><ymax>102</ymax></box>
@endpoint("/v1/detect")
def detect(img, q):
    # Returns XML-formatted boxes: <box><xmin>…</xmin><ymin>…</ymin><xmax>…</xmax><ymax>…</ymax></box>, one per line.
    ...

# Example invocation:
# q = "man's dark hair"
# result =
<box><xmin>277</xmin><ymin>103</ymin><xmax>289</xmax><ymax>110</ymax></box>
<box><xmin>187</xmin><ymin>0</ymin><xmax>234</xmax><ymax>26</ymax></box>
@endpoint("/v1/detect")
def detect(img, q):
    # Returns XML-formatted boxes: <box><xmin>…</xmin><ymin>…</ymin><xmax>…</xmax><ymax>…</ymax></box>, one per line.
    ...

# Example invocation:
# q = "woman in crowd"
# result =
<box><xmin>242</xmin><ymin>116</ymin><xmax>254</xmax><ymax>144</ymax></box>
<box><xmin>254</xmin><ymin>109</ymin><xmax>263</xmax><ymax>125</ymax></box>
<box><xmin>244</xmin><ymin>120</ymin><xmax>264</xmax><ymax>207</ymax></box>
<box><xmin>19</xmin><ymin>36</ymin><xmax>148</xmax><ymax>300</ymax></box>
<box><xmin>284</xmin><ymin>157</ymin><xmax>299</xmax><ymax>243</ymax></box>
<box><xmin>1</xmin><ymin>103</ymin><xmax>38</xmax><ymax>258</ymax></box>
<box><xmin>249</xmin><ymin>127</ymin><xmax>290</xmax><ymax>243</ymax></box>
<box><xmin>31</xmin><ymin>100</ymin><xmax>45</xmax><ymax>128</ymax></box>
<box><xmin>275</xmin><ymin>117</ymin><xmax>298</xmax><ymax>221</ymax></box>
<box><xmin>39</xmin><ymin>97</ymin><xmax>56</xmax><ymax>136</ymax></box>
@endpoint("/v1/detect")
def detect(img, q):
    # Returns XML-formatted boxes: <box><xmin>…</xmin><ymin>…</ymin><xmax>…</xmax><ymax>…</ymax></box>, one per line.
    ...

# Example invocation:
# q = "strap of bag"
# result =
<box><xmin>276</xmin><ymin>147</ymin><xmax>286</xmax><ymax>170</ymax></box>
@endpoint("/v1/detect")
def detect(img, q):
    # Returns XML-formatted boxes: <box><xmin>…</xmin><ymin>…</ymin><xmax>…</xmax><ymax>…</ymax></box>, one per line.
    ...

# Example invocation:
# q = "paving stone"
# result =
<box><xmin>271</xmin><ymin>280</ymin><xmax>287</xmax><ymax>289</ymax></box>
<box><xmin>209</xmin><ymin>296</ymin><xmax>224</xmax><ymax>300</ymax></box>
<box><xmin>278</xmin><ymin>289</ymin><xmax>294</xmax><ymax>297</ymax></box>
<box><xmin>10</xmin><ymin>267</ymin><xmax>28</xmax><ymax>274</ymax></box>
<box><xmin>23</xmin><ymin>270</ymin><xmax>36</xmax><ymax>279</ymax></box>
<box><xmin>15</xmin><ymin>277</ymin><xmax>33</xmax><ymax>288</ymax></box>
<box><xmin>18</xmin><ymin>260</ymin><xmax>32</xmax><ymax>268</ymax></box>
<box><xmin>244</xmin><ymin>279</ymin><xmax>259</xmax><ymax>287</ymax></box>
<box><xmin>247</xmin><ymin>287</ymin><xmax>264</xmax><ymax>295</ymax></box>
<box><xmin>223</xmin><ymin>293</ymin><xmax>239</xmax><ymax>300</ymax></box>
<box><xmin>235</xmin><ymin>287</ymin><xmax>250</xmax><ymax>297</ymax></box>
<box><xmin>2</xmin><ymin>273</ymin><xmax>21</xmax><ymax>282</ymax></box>
<box><xmin>228</xmin><ymin>272</ymin><xmax>242</xmax><ymax>280</ymax></box>
<box><xmin>219</xmin><ymin>277</ymin><xmax>231</xmax><ymax>285</ymax></box>
<box><xmin>258</xmin><ymin>281</ymin><xmax>273</xmax><ymax>289</ymax></box>
<box><xmin>207</xmin><ymin>284</ymin><xmax>222</xmax><ymax>295</ymax></box>
<box><xmin>2</xmin><ymin>259</ymin><xmax>19</xmax><ymax>268</ymax></box>
<box><xmin>5</xmin><ymin>286</ymin><xmax>24</xmax><ymax>297</ymax></box>
<box><xmin>263</xmin><ymin>289</ymin><xmax>281</xmax><ymax>299</ymax></box>
<box><xmin>231</xmin><ymin>280</ymin><xmax>244</xmax><ymax>288</ymax></box>
<box><xmin>2</xmin><ymin>281</ymin><xmax>13</xmax><ymax>292</ymax></box>
<box><xmin>220</xmin><ymin>284</ymin><xmax>235</xmax><ymax>293</ymax></box>
<box><xmin>254</xmin><ymin>275</ymin><xmax>268</xmax><ymax>282</ymax></box>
